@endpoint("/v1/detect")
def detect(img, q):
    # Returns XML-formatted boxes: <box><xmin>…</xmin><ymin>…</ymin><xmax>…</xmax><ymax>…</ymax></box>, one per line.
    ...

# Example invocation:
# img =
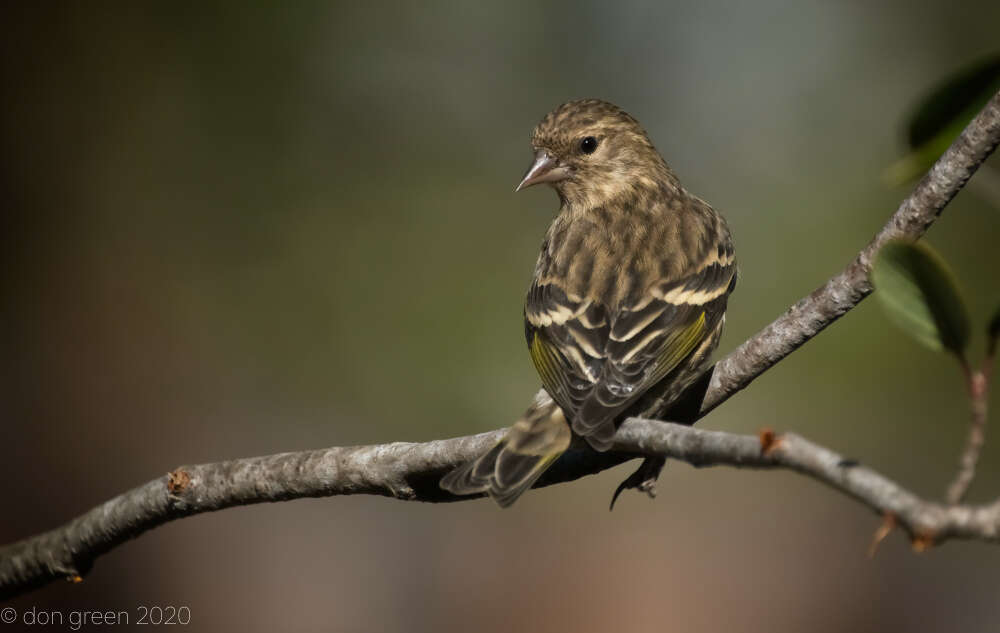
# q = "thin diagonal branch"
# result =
<box><xmin>700</xmin><ymin>90</ymin><xmax>1000</xmax><ymax>417</ymax></box>
<box><xmin>2</xmin><ymin>90</ymin><xmax>999</xmax><ymax>600</ymax></box>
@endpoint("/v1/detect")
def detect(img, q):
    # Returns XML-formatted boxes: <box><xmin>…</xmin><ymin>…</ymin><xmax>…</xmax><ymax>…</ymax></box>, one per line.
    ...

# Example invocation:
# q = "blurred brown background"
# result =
<box><xmin>3</xmin><ymin>2</ymin><xmax>1000</xmax><ymax>631</ymax></box>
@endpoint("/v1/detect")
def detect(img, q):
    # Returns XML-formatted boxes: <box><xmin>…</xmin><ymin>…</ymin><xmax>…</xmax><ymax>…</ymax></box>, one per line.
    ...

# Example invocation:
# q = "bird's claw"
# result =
<box><xmin>637</xmin><ymin>478</ymin><xmax>658</xmax><ymax>497</ymax></box>
<box><xmin>609</xmin><ymin>456</ymin><xmax>667</xmax><ymax>510</ymax></box>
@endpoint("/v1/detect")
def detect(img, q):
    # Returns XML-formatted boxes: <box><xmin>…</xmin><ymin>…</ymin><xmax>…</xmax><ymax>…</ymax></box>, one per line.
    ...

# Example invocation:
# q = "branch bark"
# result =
<box><xmin>2</xmin><ymin>90</ymin><xmax>999</xmax><ymax>600</ymax></box>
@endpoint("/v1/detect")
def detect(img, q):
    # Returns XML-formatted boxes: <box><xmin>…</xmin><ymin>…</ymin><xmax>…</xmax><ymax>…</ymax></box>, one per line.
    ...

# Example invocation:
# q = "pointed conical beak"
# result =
<box><xmin>515</xmin><ymin>150</ymin><xmax>568</xmax><ymax>192</ymax></box>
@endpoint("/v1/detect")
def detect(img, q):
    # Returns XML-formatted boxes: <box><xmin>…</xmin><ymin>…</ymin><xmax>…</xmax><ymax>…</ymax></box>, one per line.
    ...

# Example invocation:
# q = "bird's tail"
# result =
<box><xmin>440</xmin><ymin>393</ymin><xmax>571</xmax><ymax>508</ymax></box>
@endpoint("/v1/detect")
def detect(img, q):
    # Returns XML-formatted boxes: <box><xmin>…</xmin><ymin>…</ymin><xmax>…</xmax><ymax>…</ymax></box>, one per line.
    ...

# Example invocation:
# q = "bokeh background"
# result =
<box><xmin>3</xmin><ymin>2</ymin><xmax>1000</xmax><ymax>631</ymax></box>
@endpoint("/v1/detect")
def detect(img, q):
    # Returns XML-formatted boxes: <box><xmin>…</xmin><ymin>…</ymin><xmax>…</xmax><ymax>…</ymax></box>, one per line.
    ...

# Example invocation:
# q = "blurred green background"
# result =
<box><xmin>3</xmin><ymin>2</ymin><xmax>1000</xmax><ymax>631</ymax></box>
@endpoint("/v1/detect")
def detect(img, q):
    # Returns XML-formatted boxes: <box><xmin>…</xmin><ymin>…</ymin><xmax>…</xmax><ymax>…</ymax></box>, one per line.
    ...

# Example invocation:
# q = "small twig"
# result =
<box><xmin>868</xmin><ymin>512</ymin><xmax>897</xmax><ymax>558</ymax></box>
<box><xmin>946</xmin><ymin>354</ymin><xmax>993</xmax><ymax>504</ymax></box>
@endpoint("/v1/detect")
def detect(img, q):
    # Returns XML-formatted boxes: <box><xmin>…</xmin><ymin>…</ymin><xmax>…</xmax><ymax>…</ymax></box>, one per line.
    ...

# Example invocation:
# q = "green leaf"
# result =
<box><xmin>884</xmin><ymin>54</ymin><xmax>1000</xmax><ymax>185</ymax></box>
<box><xmin>870</xmin><ymin>240</ymin><xmax>970</xmax><ymax>356</ymax></box>
<box><xmin>988</xmin><ymin>304</ymin><xmax>1000</xmax><ymax>349</ymax></box>
<box><xmin>907</xmin><ymin>54</ymin><xmax>1000</xmax><ymax>149</ymax></box>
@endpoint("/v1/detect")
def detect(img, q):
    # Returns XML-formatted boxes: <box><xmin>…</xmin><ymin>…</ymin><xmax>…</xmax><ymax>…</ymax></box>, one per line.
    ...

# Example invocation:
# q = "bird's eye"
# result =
<box><xmin>579</xmin><ymin>136</ymin><xmax>598</xmax><ymax>154</ymax></box>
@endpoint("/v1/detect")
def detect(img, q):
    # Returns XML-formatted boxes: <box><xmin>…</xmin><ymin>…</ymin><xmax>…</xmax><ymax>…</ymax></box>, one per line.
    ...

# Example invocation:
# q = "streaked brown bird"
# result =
<box><xmin>441</xmin><ymin>99</ymin><xmax>736</xmax><ymax>507</ymax></box>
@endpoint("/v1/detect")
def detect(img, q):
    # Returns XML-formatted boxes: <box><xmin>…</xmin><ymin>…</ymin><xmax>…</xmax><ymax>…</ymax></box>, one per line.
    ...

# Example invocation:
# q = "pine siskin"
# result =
<box><xmin>441</xmin><ymin>99</ymin><xmax>736</xmax><ymax>507</ymax></box>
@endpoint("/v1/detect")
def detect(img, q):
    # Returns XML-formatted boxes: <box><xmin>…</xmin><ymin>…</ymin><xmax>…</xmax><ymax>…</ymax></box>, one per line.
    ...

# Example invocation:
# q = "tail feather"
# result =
<box><xmin>439</xmin><ymin>442</ymin><xmax>504</xmax><ymax>494</ymax></box>
<box><xmin>440</xmin><ymin>444</ymin><xmax>561</xmax><ymax>508</ymax></box>
<box><xmin>440</xmin><ymin>393</ymin><xmax>571</xmax><ymax>508</ymax></box>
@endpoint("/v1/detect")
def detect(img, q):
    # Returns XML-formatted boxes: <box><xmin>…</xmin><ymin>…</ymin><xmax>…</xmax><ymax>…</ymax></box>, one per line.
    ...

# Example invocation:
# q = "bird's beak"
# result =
<box><xmin>515</xmin><ymin>150</ymin><xmax>568</xmax><ymax>192</ymax></box>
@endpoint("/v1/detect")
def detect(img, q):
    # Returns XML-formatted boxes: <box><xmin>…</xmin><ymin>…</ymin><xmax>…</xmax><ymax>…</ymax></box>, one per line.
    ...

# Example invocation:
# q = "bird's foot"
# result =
<box><xmin>609</xmin><ymin>456</ymin><xmax>667</xmax><ymax>510</ymax></box>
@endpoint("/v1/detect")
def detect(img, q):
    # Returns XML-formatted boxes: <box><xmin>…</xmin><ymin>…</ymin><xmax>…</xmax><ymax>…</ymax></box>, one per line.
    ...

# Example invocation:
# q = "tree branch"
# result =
<box><xmin>614</xmin><ymin>420</ymin><xmax>1000</xmax><ymax>546</ymax></box>
<box><xmin>699</xmin><ymin>90</ymin><xmax>1000</xmax><ymax>417</ymax></box>
<box><xmin>2</xmin><ymin>90</ymin><xmax>999</xmax><ymax>599</ymax></box>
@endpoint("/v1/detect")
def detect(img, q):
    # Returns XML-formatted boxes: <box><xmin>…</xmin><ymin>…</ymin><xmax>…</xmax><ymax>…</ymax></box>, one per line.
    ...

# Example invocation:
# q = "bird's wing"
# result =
<box><xmin>525</xmin><ymin>282</ymin><xmax>607</xmax><ymax>416</ymax></box>
<box><xmin>525</xmin><ymin>252</ymin><xmax>735</xmax><ymax>451</ymax></box>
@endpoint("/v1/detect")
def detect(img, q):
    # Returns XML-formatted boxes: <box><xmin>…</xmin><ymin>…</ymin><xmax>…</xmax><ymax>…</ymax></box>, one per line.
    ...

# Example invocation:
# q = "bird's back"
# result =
<box><xmin>525</xmin><ymin>184</ymin><xmax>735</xmax><ymax>449</ymax></box>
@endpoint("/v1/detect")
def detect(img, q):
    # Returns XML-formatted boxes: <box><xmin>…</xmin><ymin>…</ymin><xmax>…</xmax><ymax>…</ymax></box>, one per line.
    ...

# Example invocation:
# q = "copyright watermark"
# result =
<box><xmin>0</xmin><ymin>606</ymin><xmax>190</xmax><ymax>629</ymax></box>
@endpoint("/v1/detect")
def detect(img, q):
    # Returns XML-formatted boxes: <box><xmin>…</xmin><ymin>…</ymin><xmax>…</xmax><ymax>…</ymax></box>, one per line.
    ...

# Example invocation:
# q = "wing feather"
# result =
<box><xmin>525</xmin><ymin>255</ymin><xmax>735</xmax><ymax>451</ymax></box>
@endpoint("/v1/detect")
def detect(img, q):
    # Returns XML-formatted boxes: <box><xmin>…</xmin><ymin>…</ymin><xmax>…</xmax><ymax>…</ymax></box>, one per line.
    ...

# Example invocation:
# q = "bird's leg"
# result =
<box><xmin>609</xmin><ymin>455</ymin><xmax>667</xmax><ymax>510</ymax></box>
<box><xmin>606</xmin><ymin>362</ymin><xmax>719</xmax><ymax>510</ymax></box>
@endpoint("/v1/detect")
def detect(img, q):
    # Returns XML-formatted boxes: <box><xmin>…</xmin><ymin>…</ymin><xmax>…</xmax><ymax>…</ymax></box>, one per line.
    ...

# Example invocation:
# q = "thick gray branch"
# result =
<box><xmin>2</xmin><ymin>91</ymin><xmax>999</xmax><ymax>600</ymax></box>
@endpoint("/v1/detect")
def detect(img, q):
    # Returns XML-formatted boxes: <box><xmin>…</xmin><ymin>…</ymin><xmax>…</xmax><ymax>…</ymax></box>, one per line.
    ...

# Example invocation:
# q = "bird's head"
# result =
<box><xmin>516</xmin><ymin>99</ymin><xmax>671</xmax><ymax>206</ymax></box>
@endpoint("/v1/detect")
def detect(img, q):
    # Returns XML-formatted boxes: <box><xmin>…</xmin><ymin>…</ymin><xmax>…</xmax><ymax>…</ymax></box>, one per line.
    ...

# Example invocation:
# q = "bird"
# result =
<box><xmin>440</xmin><ymin>99</ymin><xmax>736</xmax><ymax>508</ymax></box>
